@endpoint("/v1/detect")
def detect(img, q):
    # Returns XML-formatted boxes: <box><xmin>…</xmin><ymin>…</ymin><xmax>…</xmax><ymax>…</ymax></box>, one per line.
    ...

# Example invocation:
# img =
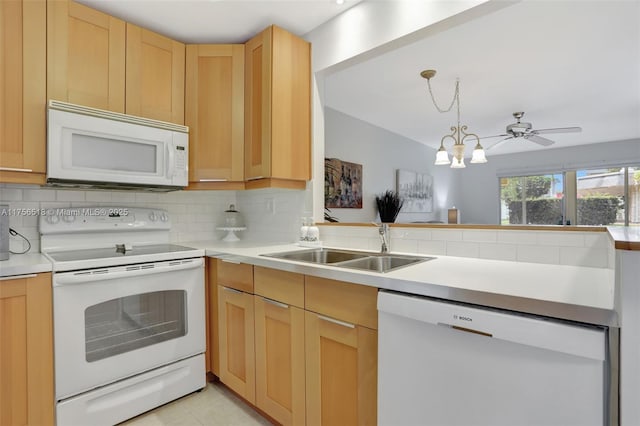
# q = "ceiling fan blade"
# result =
<box><xmin>485</xmin><ymin>136</ymin><xmax>513</xmax><ymax>150</ymax></box>
<box><xmin>526</xmin><ymin>134</ymin><xmax>555</xmax><ymax>146</ymax></box>
<box><xmin>531</xmin><ymin>126</ymin><xmax>582</xmax><ymax>135</ymax></box>
<box><xmin>479</xmin><ymin>133</ymin><xmax>509</xmax><ymax>140</ymax></box>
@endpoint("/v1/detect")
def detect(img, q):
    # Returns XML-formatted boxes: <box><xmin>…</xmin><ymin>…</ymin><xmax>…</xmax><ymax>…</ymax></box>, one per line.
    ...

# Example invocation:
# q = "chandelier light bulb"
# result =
<box><xmin>434</xmin><ymin>146</ymin><xmax>451</xmax><ymax>165</ymax></box>
<box><xmin>451</xmin><ymin>157</ymin><xmax>466</xmax><ymax>168</ymax></box>
<box><xmin>470</xmin><ymin>143</ymin><xmax>487</xmax><ymax>164</ymax></box>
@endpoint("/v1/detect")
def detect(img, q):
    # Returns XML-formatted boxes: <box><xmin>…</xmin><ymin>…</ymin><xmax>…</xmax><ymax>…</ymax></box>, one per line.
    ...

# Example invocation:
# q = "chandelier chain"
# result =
<box><xmin>426</xmin><ymin>78</ymin><xmax>459</xmax><ymax>114</ymax></box>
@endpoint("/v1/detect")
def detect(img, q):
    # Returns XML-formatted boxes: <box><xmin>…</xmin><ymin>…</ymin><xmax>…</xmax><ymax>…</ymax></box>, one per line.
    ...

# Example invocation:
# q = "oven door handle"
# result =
<box><xmin>53</xmin><ymin>258</ymin><xmax>203</xmax><ymax>286</ymax></box>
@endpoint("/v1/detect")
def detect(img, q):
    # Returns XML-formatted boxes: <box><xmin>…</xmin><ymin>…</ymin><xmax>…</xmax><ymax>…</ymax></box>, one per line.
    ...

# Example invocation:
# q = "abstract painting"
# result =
<box><xmin>325</xmin><ymin>158</ymin><xmax>363</xmax><ymax>208</ymax></box>
<box><xmin>396</xmin><ymin>169</ymin><xmax>433</xmax><ymax>213</ymax></box>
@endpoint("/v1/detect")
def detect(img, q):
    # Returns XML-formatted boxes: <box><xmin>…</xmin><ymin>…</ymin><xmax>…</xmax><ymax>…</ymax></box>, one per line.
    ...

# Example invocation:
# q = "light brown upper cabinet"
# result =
<box><xmin>126</xmin><ymin>24</ymin><xmax>185</xmax><ymax>125</ymax></box>
<box><xmin>47</xmin><ymin>0</ymin><xmax>126</xmax><ymax>112</ymax></box>
<box><xmin>244</xmin><ymin>25</ymin><xmax>311</xmax><ymax>190</ymax></box>
<box><xmin>0</xmin><ymin>0</ymin><xmax>46</xmax><ymax>184</ymax></box>
<box><xmin>186</xmin><ymin>44</ymin><xmax>245</xmax><ymax>189</ymax></box>
<box><xmin>47</xmin><ymin>1</ymin><xmax>184</xmax><ymax>125</ymax></box>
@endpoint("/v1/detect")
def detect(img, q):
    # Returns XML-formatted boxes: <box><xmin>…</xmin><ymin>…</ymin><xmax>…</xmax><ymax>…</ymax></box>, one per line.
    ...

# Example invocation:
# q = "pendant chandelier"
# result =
<box><xmin>420</xmin><ymin>69</ymin><xmax>487</xmax><ymax>168</ymax></box>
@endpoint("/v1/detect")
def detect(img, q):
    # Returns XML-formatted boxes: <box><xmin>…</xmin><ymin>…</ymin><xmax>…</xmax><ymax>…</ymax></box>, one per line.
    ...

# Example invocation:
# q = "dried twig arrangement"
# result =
<box><xmin>375</xmin><ymin>190</ymin><xmax>404</xmax><ymax>223</ymax></box>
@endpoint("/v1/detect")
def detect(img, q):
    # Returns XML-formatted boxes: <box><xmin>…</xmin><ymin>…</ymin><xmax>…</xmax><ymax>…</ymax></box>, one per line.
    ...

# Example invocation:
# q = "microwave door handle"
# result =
<box><xmin>167</xmin><ymin>142</ymin><xmax>175</xmax><ymax>178</ymax></box>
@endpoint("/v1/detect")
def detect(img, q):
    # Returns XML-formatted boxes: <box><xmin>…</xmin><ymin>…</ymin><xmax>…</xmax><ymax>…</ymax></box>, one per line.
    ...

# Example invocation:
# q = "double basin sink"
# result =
<box><xmin>262</xmin><ymin>248</ymin><xmax>434</xmax><ymax>273</ymax></box>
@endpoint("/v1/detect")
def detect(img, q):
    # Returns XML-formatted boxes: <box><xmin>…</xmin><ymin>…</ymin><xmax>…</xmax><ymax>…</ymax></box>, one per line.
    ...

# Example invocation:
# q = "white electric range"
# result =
<box><xmin>40</xmin><ymin>206</ymin><xmax>206</xmax><ymax>426</ymax></box>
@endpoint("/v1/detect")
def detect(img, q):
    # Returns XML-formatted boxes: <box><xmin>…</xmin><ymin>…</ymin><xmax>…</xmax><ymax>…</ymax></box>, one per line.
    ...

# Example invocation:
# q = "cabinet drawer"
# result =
<box><xmin>216</xmin><ymin>259</ymin><xmax>253</xmax><ymax>293</ymax></box>
<box><xmin>305</xmin><ymin>276</ymin><xmax>378</xmax><ymax>330</ymax></box>
<box><xmin>254</xmin><ymin>266</ymin><xmax>304</xmax><ymax>308</ymax></box>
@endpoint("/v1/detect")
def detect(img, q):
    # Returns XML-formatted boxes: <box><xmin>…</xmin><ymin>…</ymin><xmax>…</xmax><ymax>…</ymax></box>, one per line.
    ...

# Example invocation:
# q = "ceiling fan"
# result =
<box><xmin>482</xmin><ymin>111</ymin><xmax>582</xmax><ymax>149</ymax></box>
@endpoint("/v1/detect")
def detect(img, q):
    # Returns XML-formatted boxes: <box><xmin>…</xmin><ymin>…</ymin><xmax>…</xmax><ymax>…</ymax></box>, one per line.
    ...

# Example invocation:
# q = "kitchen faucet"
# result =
<box><xmin>374</xmin><ymin>222</ymin><xmax>390</xmax><ymax>253</ymax></box>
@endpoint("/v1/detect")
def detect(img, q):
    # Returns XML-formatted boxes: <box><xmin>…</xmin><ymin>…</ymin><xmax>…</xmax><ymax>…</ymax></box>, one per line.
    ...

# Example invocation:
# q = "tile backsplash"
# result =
<box><xmin>0</xmin><ymin>183</ymin><xmax>615</xmax><ymax>270</ymax></box>
<box><xmin>319</xmin><ymin>225</ymin><xmax>614</xmax><ymax>269</ymax></box>
<box><xmin>1</xmin><ymin>184</ymin><xmax>306</xmax><ymax>253</ymax></box>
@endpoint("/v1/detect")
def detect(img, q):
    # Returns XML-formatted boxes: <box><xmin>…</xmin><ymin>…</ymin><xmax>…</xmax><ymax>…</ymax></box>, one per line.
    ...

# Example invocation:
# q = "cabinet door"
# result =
<box><xmin>0</xmin><ymin>273</ymin><xmax>54</xmax><ymax>426</ymax></box>
<box><xmin>270</xmin><ymin>26</ymin><xmax>311</xmax><ymax>181</ymax></box>
<box><xmin>126</xmin><ymin>23</ymin><xmax>185</xmax><ymax>124</ymax></box>
<box><xmin>254</xmin><ymin>295</ymin><xmax>305</xmax><ymax>426</ymax></box>
<box><xmin>186</xmin><ymin>44</ymin><xmax>244</xmax><ymax>186</ymax></box>
<box><xmin>0</xmin><ymin>0</ymin><xmax>46</xmax><ymax>183</ymax></box>
<box><xmin>218</xmin><ymin>285</ymin><xmax>255</xmax><ymax>404</ymax></box>
<box><xmin>305</xmin><ymin>311</ymin><xmax>377</xmax><ymax>426</ymax></box>
<box><xmin>244</xmin><ymin>26</ymin><xmax>272</xmax><ymax>181</ymax></box>
<box><xmin>47</xmin><ymin>0</ymin><xmax>125</xmax><ymax>112</ymax></box>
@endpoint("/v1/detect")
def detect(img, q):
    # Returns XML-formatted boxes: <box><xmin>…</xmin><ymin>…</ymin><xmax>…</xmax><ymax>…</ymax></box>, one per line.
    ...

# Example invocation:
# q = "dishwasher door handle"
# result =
<box><xmin>438</xmin><ymin>322</ymin><xmax>493</xmax><ymax>338</ymax></box>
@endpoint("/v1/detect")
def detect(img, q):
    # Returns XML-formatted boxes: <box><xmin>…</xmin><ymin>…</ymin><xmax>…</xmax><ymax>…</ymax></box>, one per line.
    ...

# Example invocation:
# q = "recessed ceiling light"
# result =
<box><xmin>336</xmin><ymin>0</ymin><xmax>345</xmax><ymax>5</ymax></box>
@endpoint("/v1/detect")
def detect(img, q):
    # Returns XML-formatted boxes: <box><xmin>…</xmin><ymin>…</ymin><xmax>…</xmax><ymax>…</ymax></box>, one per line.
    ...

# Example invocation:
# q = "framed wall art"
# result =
<box><xmin>396</xmin><ymin>169</ymin><xmax>433</xmax><ymax>213</ymax></box>
<box><xmin>325</xmin><ymin>158</ymin><xmax>363</xmax><ymax>208</ymax></box>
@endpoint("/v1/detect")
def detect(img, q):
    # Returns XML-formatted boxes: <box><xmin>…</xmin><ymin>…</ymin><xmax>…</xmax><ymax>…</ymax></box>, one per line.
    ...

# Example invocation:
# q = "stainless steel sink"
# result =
<box><xmin>338</xmin><ymin>254</ymin><xmax>434</xmax><ymax>273</ymax></box>
<box><xmin>262</xmin><ymin>248</ymin><xmax>369</xmax><ymax>264</ymax></box>
<box><xmin>262</xmin><ymin>248</ymin><xmax>434</xmax><ymax>272</ymax></box>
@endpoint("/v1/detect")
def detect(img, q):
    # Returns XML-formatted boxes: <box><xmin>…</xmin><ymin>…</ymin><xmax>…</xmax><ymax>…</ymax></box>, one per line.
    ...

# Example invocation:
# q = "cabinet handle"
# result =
<box><xmin>245</xmin><ymin>176</ymin><xmax>264</xmax><ymax>181</ymax></box>
<box><xmin>222</xmin><ymin>286</ymin><xmax>243</xmax><ymax>295</ymax></box>
<box><xmin>0</xmin><ymin>167</ymin><xmax>33</xmax><ymax>172</ymax></box>
<box><xmin>262</xmin><ymin>297</ymin><xmax>289</xmax><ymax>309</ymax></box>
<box><xmin>0</xmin><ymin>274</ymin><xmax>37</xmax><ymax>281</ymax></box>
<box><xmin>318</xmin><ymin>314</ymin><xmax>355</xmax><ymax>329</ymax></box>
<box><xmin>221</xmin><ymin>259</ymin><xmax>241</xmax><ymax>264</ymax></box>
<box><xmin>199</xmin><ymin>179</ymin><xmax>227</xmax><ymax>182</ymax></box>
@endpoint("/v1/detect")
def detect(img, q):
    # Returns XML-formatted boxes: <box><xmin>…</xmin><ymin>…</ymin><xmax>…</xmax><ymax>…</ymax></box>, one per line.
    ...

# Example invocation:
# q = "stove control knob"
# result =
<box><xmin>160</xmin><ymin>212</ymin><xmax>169</xmax><ymax>222</ymax></box>
<box><xmin>46</xmin><ymin>214</ymin><xmax>60</xmax><ymax>224</ymax></box>
<box><xmin>148</xmin><ymin>211</ymin><xmax>158</xmax><ymax>222</ymax></box>
<box><xmin>62</xmin><ymin>214</ymin><xmax>76</xmax><ymax>223</ymax></box>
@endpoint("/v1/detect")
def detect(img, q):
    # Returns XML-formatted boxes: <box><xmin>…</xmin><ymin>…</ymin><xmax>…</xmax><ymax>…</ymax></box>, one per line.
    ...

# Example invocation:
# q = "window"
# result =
<box><xmin>500</xmin><ymin>166</ymin><xmax>639</xmax><ymax>226</ymax></box>
<box><xmin>500</xmin><ymin>173</ymin><xmax>564</xmax><ymax>225</ymax></box>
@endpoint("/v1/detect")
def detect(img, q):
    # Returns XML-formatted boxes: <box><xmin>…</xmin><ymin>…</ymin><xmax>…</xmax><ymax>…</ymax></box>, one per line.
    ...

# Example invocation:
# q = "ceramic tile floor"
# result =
<box><xmin>120</xmin><ymin>382</ymin><xmax>272</xmax><ymax>426</ymax></box>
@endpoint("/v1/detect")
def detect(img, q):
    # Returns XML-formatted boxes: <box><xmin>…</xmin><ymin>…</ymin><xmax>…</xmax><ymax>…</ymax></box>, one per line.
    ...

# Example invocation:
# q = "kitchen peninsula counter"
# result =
<box><xmin>189</xmin><ymin>240</ymin><xmax>616</xmax><ymax>327</ymax></box>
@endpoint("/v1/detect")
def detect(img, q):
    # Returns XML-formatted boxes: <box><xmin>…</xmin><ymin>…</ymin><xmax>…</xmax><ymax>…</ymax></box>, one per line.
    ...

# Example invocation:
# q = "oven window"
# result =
<box><xmin>84</xmin><ymin>290</ymin><xmax>187</xmax><ymax>362</ymax></box>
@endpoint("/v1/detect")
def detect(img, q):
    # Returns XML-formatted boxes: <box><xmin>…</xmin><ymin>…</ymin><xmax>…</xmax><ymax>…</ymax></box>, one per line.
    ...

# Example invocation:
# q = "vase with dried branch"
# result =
<box><xmin>375</xmin><ymin>190</ymin><xmax>404</xmax><ymax>223</ymax></box>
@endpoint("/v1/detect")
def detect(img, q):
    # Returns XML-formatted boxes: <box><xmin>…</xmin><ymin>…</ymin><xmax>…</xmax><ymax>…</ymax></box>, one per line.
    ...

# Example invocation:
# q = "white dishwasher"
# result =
<box><xmin>378</xmin><ymin>290</ymin><xmax>612</xmax><ymax>426</ymax></box>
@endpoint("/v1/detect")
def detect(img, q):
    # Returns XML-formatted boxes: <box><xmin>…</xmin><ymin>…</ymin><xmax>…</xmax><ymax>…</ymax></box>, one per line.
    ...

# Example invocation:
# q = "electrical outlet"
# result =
<box><xmin>265</xmin><ymin>198</ymin><xmax>275</xmax><ymax>215</ymax></box>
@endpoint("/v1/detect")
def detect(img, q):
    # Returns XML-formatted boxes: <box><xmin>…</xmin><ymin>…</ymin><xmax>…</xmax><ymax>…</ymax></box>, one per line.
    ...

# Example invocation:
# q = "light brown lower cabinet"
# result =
<box><xmin>0</xmin><ymin>273</ymin><xmax>54</xmax><ymax>426</ymax></box>
<box><xmin>218</xmin><ymin>285</ymin><xmax>256</xmax><ymax>404</ymax></box>
<box><xmin>214</xmin><ymin>263</ymin><xmax>378</xmax><ymax>426</ymax></box>
<box><xmin>304</xmin><ymin>311</ymin><xmax>377</xmax><ymax>426</ymax></box>
<box><xmin>254</xmin><ymin>295</ymin><xmax>306</xmax><ymax>425</ymax></box>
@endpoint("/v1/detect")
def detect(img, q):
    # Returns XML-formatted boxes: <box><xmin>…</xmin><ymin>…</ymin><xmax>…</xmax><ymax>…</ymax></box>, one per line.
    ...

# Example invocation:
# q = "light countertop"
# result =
<box><xmin>0</xmin><ymin>253</ymin><xmax>52</xmax><ymax>278</ymax></box>
<box><xmin>188</xmin><ymin>240</ymin><xmax>617</xmax><ymax>327</ymax></box>
<box><xmin>0</xmin><ymin>240</ymin><xmax>617</xmax><ymax>326</ymax></box>
<box><xmin>608</xmin><ymin>227</ymin><xmax>640</xmax><ymax>250</ymax></box>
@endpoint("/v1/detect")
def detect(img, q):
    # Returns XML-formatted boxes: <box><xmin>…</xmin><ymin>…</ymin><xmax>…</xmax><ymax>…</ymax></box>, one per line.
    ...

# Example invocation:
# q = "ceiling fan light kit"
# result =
<box><xmin>421</xmin><ymin>69</ymin><xmax>486</xmax><ymax>169</ymax></box>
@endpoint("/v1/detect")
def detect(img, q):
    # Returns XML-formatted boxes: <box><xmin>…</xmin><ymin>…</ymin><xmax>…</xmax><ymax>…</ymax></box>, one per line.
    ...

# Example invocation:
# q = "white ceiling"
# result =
<box><xmin>324</xmin><ymin>0</ymin><xmax>640</xmax><ymax>156</ymax></box>
<box><xmin>77</xmin><ymin>0</ymin><xmax>639</xmax><ymax>158</ymax></box>
<box><xmin>77</xmin><ymin>0</ymin><xmax>361</xmax><ymax>44</ymax></box>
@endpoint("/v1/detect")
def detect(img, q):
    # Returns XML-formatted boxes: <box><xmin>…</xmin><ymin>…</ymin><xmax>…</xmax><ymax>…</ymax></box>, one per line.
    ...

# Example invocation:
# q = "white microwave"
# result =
<box><xmin>47</xmin><ymin>101</ymin><xmax>189</xmax><ymax>191</ymax></box>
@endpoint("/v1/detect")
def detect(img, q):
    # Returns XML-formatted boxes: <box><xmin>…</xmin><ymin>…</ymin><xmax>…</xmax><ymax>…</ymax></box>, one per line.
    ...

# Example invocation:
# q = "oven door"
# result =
<box><xmin>53</xmin><ymin>257</ymin><xmax>205</xmax><ymax>400</ymax></box>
